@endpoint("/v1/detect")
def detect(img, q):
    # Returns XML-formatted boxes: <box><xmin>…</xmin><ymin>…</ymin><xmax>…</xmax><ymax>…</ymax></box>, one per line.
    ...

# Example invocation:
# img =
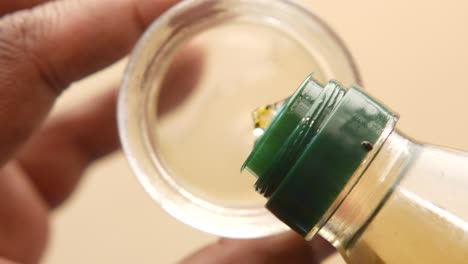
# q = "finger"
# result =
<box><xmin>158</xmin><ymin>43</ymin><xmax>204</xmax><ymax>115</ymax></box>
<box><xmin>0</xmin><ymin>0</ymin><xmax>178</xmax><ymax>164</ymax></box>
<box><xmin>0</xmin><ymin>0</ymin><xmax>49</xmax><ymax>16</ymax></box>
<box><xmin>181</xmin><ymin>232</ymin><xmax>335</xmax><ymax>264</ymax></box>
<box><xmin>16</xmin><ymin>45</ymin><xmax>203</xmax><ymax>208</ymax></box>
<box><xmin>17</xmin><ymin>89</ymin><xmax>118</xmax><ymax>209</ymax></box>
<box><xmin>0</xmin><ymin>163</ymin><xmax>48</xmax><ymax>264</ymax></box>
<box><xmin>0</xmin><ymin>258</ymin><xmax>20</xmax><ymax>264</ymax></box>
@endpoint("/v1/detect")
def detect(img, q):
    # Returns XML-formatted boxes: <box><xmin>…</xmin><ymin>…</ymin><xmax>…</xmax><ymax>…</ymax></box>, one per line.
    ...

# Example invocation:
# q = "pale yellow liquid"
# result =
<box><xmin>344</xmin><ymin>190</ymin><xmax>468</xmax><ymax>263</ymax></box>
<box><xmin>342</xmin><ymin>145</ymin><xmax>468</xmax><ymax>263</ymax></box>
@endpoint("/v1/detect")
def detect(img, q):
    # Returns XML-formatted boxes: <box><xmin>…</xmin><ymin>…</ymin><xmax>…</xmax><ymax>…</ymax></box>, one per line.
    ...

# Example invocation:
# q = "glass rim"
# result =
<box><xmin>118</xmin><ymin>0</ymin><xmax>361</xmax><ymax>238</ymax></box>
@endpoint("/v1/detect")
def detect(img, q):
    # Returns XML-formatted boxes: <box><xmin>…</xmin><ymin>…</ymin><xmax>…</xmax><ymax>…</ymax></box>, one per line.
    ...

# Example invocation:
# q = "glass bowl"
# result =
<box><xmin>118</xmin><ymin>0</ymin><xmax>361</xmax><ymax>238</ymax></box>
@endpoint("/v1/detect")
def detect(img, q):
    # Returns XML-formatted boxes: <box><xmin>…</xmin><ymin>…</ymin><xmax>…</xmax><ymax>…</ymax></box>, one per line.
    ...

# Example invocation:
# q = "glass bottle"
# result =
<box><xmin>243</xmin><ymin>74</ymin><xmax>468</xmax><ymax>263</ymax></box>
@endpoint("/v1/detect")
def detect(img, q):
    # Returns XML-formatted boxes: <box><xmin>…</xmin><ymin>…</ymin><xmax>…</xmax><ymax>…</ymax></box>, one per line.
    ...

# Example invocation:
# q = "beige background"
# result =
<box><xmin>45</xmin><ymin>0</ymin><xmax>468</xmax><ymax>263</ymax></box>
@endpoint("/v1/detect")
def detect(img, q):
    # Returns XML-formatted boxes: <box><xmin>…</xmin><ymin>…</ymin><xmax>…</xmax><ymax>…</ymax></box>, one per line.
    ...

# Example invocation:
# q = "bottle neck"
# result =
<box><xmin>314</xmin><ymin>130</ymin><xmax>418</xmax><ymax>247</ymax></box>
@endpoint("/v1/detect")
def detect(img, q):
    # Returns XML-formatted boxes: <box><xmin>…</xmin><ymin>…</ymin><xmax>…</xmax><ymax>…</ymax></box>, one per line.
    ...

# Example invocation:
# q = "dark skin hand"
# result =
<box><xmin>0</xmin><ymin>1</ymin><xmax>335</xmax><ymax>263</ymax></box>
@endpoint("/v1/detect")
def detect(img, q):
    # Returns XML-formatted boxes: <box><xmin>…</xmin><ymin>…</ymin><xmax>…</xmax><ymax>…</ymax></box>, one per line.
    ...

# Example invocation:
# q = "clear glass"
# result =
<box><xmin>316</xmin><ymin>131</ymin><xmax>468</xmax><ymax>263</ymax></box>
<box><xmin>118</xmin><ymin>0</ymin><xmax>361</xmax><ymax>238</ymax></box>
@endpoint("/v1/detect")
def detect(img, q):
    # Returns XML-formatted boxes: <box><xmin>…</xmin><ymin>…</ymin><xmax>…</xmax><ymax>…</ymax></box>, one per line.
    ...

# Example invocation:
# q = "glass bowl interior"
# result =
<box><xmin>119</xmin><ymin>0</ymin><xmax>361</xmax><ymax>238</ymax></box>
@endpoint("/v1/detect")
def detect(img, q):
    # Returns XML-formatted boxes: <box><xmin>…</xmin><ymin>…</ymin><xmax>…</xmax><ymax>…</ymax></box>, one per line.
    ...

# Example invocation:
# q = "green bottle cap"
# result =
<box><xmin>243</xmin><ymin>74</ymin><xmax>397</xmax><ymax>236</ymax></box>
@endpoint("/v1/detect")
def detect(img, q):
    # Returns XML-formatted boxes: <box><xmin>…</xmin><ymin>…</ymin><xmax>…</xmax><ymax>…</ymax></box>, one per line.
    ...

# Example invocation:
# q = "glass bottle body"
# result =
<box><xmin>317</xmin><ymin>131</ymin><xmax>468</xmax><ymax>263</ymax></box>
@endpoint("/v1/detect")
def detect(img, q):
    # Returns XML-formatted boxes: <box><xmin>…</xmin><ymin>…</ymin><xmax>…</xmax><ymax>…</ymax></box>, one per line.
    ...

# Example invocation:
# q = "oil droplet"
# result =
<box><xmin>252</xmin><ymin>100</ymin><xmax>284</xmax><ymax>138</ymax></box>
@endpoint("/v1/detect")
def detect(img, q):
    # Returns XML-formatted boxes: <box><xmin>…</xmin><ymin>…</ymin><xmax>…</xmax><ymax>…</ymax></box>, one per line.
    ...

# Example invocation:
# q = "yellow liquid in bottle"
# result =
<box><xmin>342</xmin><ymin>146</ymin><xmax>468</xmax><ymax>264</ymax></box>
<box><xmin>344</xmin><ymin>191</ymin><xmax>468</xmax><ymax>263</ymax></box>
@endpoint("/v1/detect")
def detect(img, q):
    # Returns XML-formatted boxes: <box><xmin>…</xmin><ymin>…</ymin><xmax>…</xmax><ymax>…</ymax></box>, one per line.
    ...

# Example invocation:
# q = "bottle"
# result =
<box><xmin>242</xmin><ymin>74</ymin><xmax>468</xmax><ymax>263</ymax></box>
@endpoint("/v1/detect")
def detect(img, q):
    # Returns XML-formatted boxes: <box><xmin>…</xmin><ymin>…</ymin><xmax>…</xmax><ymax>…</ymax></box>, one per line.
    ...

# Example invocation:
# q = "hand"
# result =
<box><xmin>0</xmin><ymin>1</ymin><xmax>335</xmax><ymax>264</ymax></box>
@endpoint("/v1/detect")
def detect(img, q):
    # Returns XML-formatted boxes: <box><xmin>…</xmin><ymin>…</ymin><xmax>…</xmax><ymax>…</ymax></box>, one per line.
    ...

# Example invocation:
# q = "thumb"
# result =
<box><xmin>180</xmin><ymin>232</ymin><xmax>335</xmax><ymax>264</ymax></box>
